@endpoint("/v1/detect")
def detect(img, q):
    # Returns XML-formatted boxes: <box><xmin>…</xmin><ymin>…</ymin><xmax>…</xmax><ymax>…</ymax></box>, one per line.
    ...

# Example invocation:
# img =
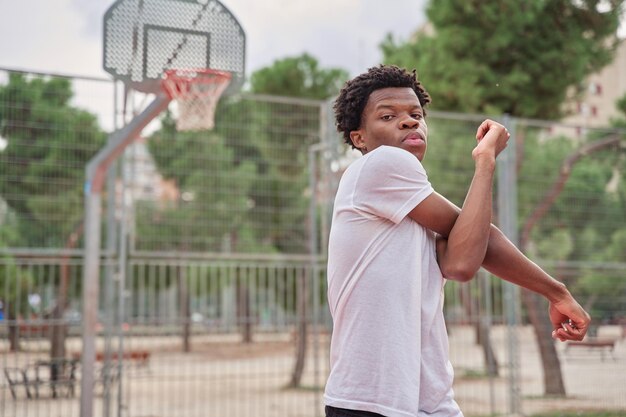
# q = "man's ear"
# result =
<box><xmin>350</xmin><ymin>130</ymin><xmax>366</xmax><ymax>150</ymax></box>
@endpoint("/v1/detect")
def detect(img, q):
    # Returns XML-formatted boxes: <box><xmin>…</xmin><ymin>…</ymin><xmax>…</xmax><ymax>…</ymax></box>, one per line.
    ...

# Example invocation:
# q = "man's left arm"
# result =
<box><xmin>481</xmin><ymin>225</ymin><xmax>590</xmax><ymax>341</ymax></box>
<box><xmin>437</xmin><ymin>224</ymin><xmax>590</xmax><ymax>341</ymax></box>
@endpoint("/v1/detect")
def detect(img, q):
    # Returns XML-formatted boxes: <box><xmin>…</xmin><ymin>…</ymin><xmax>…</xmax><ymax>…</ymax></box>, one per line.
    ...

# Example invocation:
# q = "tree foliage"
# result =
<box><xmin>250</xmin><ymin>53</ymin><xmax>348</xmax><ymax>99</ymax></box>
<box><xmin>0</xmin><ymin>73</ymin><xmax>107</xmax><ymax>355</ymax></box>
<box><xmin>142</xmin><ymin>54</ymin><xmax>349</xmax><ymax>254</ymax></box>
<box><xmin>421</xmin><ymin>118</ymin><xmax>479</xmax><ymax>206</ymax></box>
<box><xmin>379</xmin><ymin>0</ymin><xmax>626</xmax><ymax>287</ymax></box>
<box><xmin>245</xmin><ymin>55</ymin><xmax>347</xmax><ymax>251</ymax></box>
<box><xmin>140</xmin><ymin>111</ymin><xmax>259</xmax><ymax>252</ymax></box>
<box><xmin>0</xmin><ymin>73</ymin><xmax>107</xmax><ymax>247</ymax></box>
<box><xmin>380</xmin><ymin>0</ymin><xmax>625</xmax><ymax>396</ymax></box>
<box><xmin>616</xmin><ymin>94</ymin><xmax>626</xmax><ymax>117</ymax></box>
<box><xmin>381</xmin><ymin>0</ymin><xmax>623</xmax><ymax>119</ymax></box>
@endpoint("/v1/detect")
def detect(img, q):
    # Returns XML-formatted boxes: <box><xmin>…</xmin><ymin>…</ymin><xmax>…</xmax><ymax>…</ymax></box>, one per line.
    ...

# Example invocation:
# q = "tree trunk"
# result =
<box><xmin>49</xmin><ymin>304</ymin><xmax>68</xmax><ymax>391</ymax></box>
<box><xmin>518</xmin><ymin>135</ymin><xmax>623</xmax><ymax>396</ymax></box>
<box><xmin>50</xmin><ymin>221</ymin><xmax>83</xmax><ymax>379</ymax></box>
<box><xmin>178</xmin><ymin>265</ymin><xmax>191</xmax><ymax>352</ymax></box>
<box><xmin>515</xmin><ymin>127</ymin><xmax>526</xmax><ymax>175</ymax></box>
<box><xmin>237</xmin><ymin>268</ymin><xmax>252</xmax><ymax>344</ymax></box>
<box><xmin>520</xmin><ymin>136</ymin><xmax>622</xmax><ymax>247</ymax></box>
<box><xmin>477</xmin><ymin>318</ymin><xmax>499</xmax><ymax>377</ymax></box>
<box><xmin>51</xmin><ymin>278</ymin><xmax>68</xmax><ymax>365</ymax></box>
<box><xmin>459</xmin><ymin>282</ymin><xmax>499</xmax><ymax>373</ymax></box>
<box><xmin>8</xmin><ymin>309</ymin><xmax>20</xmax><ymax>352</ymax></box>
<box><xmin>459</xmin><ymin>284</ymin><xmax>475</xmax><ymax>326</ymax></box>
<box><xmin>229</xmin><ymin>232</ymin><xmax>252</xmax><ymax>344</ymax></box>
<box><xmin>522</xmin><ymin>289</ymin><xmax>565</xmax><ymax>395</ymax></box>
<box><xmin>50</xmin><ymin>313</ymin><xmax>67</xmax><ymax>358</ymax></box>
<box><xmin>583</xmin><ymin>293</ymin><xmax>598</xmax><ymax>313</ymax></box>
<box><xmin>289</xmin><ymin>268</ymin><xmax>308</xmax><ymax>388</ymax></box>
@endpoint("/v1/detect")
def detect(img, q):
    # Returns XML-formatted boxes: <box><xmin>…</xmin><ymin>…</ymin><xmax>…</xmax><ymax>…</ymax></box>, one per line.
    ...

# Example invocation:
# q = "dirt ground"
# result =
<box><xmin>1</xmin><ymin>325</ymin><xmax>625</xmax><ymax>417</ymax></box>
<box><xmin>450</xmin><ymin>325</ymin><xmax>626</xmax><ymax>416</ymax></box>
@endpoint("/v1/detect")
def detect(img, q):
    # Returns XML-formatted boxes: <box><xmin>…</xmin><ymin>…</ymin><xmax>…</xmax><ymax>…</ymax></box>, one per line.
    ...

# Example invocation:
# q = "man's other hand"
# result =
<box><xmin>549</xmin><ymin>296</ymin><xmax>591</xmax><ymax>342</ymax></box>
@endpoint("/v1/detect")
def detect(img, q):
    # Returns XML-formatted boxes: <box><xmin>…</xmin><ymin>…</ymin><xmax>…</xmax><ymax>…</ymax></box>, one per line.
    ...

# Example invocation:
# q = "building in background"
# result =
<box><xmin>562</xmin><ymin>40</ymin><xmax>626</xmax><ymax>131</ymax></box>
<box><xmin>123</xmin><ymin>137</ymin><xmax>179</xmax><ymax>205</ymax></box>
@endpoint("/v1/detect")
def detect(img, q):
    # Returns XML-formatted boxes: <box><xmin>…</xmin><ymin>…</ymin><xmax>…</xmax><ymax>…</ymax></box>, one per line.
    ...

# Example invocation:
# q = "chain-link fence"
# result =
<box><xmin>1</xmin><ymin>68</ymin><xmax>625</xmax><ymax>417</ymax></box>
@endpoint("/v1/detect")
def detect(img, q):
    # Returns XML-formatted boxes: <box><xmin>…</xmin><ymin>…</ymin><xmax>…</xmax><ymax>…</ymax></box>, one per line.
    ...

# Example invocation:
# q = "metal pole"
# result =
<box><xmin>309</xmin><ymin>141</ymin><xmax>326</xmax><ymax>416</ymax></box>
<box><xmin>497</xmin><ymin>114</ymin><xmax>522</xmax><ymax>416</ymax></box>
<box><xmin>116</xmin><ymin>147</ymin><xmax>131</xmax><ymax>417</ymax></box>
<box><xmin>321</xmin><ymin>98</ymin><xmax>342</xmax><ymax>261</ymax></box>
<box><xmin>80</xmin><ymin>93</ymin><xmax>170</xmax><ymax>417</ymax></box>
<box><xmin>481</xmin><ymin>269</ymin><xmax>496</xmax><ymax>415</ymax></box>
<box><xmin>320</xmin><ymin>99</ymin><xmax>332</xmax><ymax>260</ymax></box>
<box><xmin>102</xmin><ymin>160</ymin><xmax>117</xmax><ymax>417</ymax></box>
<box><xmin>80</xmin><ymin>190</ymin><xmax>103</xmax><ymax>417</ymax></box>
<box><xmin>104</xmin><ymin>80</ymin><xmax>120</xmax><ymax>417</ymax></box>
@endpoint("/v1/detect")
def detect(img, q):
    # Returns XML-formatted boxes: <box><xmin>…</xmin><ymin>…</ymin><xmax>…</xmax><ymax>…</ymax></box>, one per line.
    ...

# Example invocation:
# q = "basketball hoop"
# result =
<box><xmin>162</xmin><ymin>69</ymin><xmax>232</xmax><ymax>131</ymax></box>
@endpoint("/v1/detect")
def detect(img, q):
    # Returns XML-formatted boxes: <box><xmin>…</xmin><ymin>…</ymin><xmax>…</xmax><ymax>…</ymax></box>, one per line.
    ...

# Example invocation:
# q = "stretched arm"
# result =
<box><xmin>409</xmin><ymin>119</ymin><xmax>509</xmax><ymax>281</ymax></box>
<box><xmin>408</xmin><ymin>119</ymin><xmax>589</xmax><ymax>341</ymax></box>
<box><xmin>482</xmin><ymin>225</ymin><xmax>589</xmax><ymax>341</ymax></box>
<box><xmin>434</xmin><ymin>208</ymin><xmax>590</xmax><ymax>342</ymax></box>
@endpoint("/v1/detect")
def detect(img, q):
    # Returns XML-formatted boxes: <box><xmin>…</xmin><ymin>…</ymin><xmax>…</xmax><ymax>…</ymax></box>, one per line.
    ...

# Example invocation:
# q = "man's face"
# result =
<box><xmin>350</xmin><ymin>87</ymin><xmax>428</xmax><ymax>161</ymax></box>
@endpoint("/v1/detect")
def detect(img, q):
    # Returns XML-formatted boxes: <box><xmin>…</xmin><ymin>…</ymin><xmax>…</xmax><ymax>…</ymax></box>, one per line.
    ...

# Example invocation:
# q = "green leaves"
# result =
<box><xmin>382</xmin><ymin>0</ymin><xmax>623</xmax><ymax>119</ymax></box>
<box><xmin>0</xmin><ymin>73</ymin><xmax>106</xmax><ymax>247</ymax></box>
<box><xmin>249</xmin><ymin>53</ymin><xmax>348</xmax><ymax>100</ymax></box>
<box><xmin>139</xmin><ymin>54</ymin><xmax>349</xmax><ymax>254</ymax></box>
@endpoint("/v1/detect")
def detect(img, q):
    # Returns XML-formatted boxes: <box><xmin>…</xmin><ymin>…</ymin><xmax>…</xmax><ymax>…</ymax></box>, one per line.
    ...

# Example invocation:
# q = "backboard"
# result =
<box><xmin>103</xmin><ymin>0</ymin><xmax>245</xmax><ymax>95</ymax></box>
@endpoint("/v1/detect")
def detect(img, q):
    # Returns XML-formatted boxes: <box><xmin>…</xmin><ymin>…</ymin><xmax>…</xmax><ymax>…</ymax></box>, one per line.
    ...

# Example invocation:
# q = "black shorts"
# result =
<box><xmin>325</xmin><ymin>405</ymin><xmax>385</xmax><ymax>417</ymax></box>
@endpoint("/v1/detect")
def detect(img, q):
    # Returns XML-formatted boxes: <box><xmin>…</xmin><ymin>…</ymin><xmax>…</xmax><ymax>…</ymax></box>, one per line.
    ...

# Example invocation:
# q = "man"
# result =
<box><xmin>324</xmin><ymin>65</ymin><xmax>590</xmax><ymax>417</ymax></box>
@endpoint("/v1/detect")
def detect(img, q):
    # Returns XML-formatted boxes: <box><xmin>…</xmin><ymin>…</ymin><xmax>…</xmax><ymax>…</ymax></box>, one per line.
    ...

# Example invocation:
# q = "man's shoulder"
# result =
<box><xmin>341</xmin><ymin>146</ymin><xmax>426</xmax><ymax>184</ymax></box>
<box><xmin>363</xmin><ymin>146</ymin><xmax>423</xmax><ymax>171</ymax></box>
<box><xmin>371</xmin><ymin>145</ymin><xmax>413</xmax><ymax>158</ymax></box>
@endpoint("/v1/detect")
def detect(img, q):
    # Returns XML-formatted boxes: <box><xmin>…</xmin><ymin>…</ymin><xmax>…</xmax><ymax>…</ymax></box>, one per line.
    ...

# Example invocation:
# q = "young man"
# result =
<box><xmin>324</xmin><ymin>65</ymin><xmax>590</xmax><ymax>417</ymax></box>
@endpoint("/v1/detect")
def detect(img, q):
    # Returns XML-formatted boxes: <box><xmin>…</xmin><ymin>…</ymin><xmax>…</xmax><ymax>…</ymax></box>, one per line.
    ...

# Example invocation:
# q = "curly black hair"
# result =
<box><xmin>334</xmin><ymin>65</ymin><xmax>431</xmax><ymax>149</ymax></box>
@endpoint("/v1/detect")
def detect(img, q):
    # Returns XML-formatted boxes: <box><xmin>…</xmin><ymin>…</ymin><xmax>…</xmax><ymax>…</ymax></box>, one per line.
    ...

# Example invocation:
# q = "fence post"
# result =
<box><xmin>81</xmin><ymin>94</ymin><xmax>170</xmax><ymax>417</ymax></box>
<box><xmin>497</xmin><ymin>114</ymin><xmax>523</xmax><ymax>416</ymax></box>
<box><xmin>309</xmin><ymin>138</ymin><xmax>326</xmax><ymax>414</ymax></box>
<box><xmin>102</xmin><ymin>160</ymin><xmax>117</xmax><ymax>417</ymax></box>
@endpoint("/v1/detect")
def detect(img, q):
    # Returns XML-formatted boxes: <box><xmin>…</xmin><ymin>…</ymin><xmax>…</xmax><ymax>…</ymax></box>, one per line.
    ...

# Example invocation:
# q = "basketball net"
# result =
<box><xmin>162</xmin><ymin>69</ymin><xmax>232</xmax><ymax>131</ymax></box>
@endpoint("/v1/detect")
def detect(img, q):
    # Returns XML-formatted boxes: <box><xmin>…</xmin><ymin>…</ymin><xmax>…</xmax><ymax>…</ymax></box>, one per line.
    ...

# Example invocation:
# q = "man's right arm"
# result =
<box><xmin>415</xmin><ymin>186</ymin><xmax>590</xmax><ymax>342</ymax></box>
<box><xmin>408</xmin><ymin>119</ymin><xmax>509</xmax><ymax>281</ymax></box>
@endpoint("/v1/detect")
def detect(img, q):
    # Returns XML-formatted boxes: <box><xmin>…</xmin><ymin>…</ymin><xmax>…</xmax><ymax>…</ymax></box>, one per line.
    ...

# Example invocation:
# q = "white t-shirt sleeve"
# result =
<box><xmin>352</xmin><ymin>146</ymin><xmax>434</xmax><ymax>224</ymax></box>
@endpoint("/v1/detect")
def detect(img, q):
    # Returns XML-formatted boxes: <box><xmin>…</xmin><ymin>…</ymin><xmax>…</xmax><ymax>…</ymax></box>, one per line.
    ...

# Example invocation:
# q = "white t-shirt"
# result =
<box><xmin>324</xmin><ymin>146</ymin><xmax>462</xmax><ymax>417</ymax></box>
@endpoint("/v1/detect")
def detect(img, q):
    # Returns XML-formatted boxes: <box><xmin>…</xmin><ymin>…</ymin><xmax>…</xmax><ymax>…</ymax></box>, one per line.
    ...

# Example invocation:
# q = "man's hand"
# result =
<box><xmin>473</xmin><ymin>119</ymin><xmax>510</xmax><ymax>161</ymax></box>
<box><xmin>549</xmin><ymin>295</ymin><xmax>591</xmax><ymax>341</ymax></box>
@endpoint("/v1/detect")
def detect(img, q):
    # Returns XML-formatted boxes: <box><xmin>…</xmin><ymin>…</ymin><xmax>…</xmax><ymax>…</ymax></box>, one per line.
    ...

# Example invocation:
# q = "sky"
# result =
<box><xmin>0</xmin><ymin>0</ymin><xmax>427</xmax><ymax>133</ymax></box>
<box><xmin>0</xmin><ymin>0</ymin><xmax>427</xmax><ymax>79</ymax></box>
<box><xmin>0</xmin><ymin>1</ymin><xmax>624</xmax><ymax>136</ymax></box>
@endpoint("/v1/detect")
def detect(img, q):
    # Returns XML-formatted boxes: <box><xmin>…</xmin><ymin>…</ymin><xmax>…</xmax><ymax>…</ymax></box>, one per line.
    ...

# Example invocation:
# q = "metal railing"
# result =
<box><xmin>1</xmin><ymin>67</ymin><xmax>625</xmax><ymax>416</ymax></box>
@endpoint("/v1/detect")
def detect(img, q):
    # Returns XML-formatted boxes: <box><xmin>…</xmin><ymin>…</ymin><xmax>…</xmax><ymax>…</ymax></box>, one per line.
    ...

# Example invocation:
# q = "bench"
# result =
<box><xmin>72</xmin><ymin>350</ymin><xmax>150</xmax><ymax>368</ymax></box>
<box><xmin>4</xmin><ymin>358</ymin><xmax>78</xmax><ymax>400</ymax></box>
<box><xmin>564</xmin><ymin>338</ymin><xmax>617</xmax><ymax>361</ymax></box>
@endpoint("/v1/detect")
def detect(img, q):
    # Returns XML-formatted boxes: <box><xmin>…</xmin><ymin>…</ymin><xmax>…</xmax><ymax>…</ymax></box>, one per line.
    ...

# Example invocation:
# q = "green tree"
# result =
<box><xmin>422</xmin><ymin>118</ymin><xmax>481</xmax><ymax>205</ymax></box>
<box><xmin>574</xmin><ymin>229</ymin><xmax>626</xmax><ymax>324</ymax></box>
<box><xmin>141</xmin><ymin>52</ymin><xmax>347</xmax><ymax>374</ymax></box>
<box><xmin>141</xmin><ymin>111</ymin><xmax>257</xmax><ymax>253</ymax></box>
<box><xmin>142</xmin><ymin>54</ymin><xmax>348</xmax><ymax>254</ymax></box>
<box><xmin>382</xmin><ymin>0</ymin><xmax>623</xmax><ymax>119</ymax></box>
<box><xmin>0</xmin><ymin>73</ymin><xmax>107</xmax><ymax>363</ymax></box>
<box><xmin>0</xmin><ymin>253</ymin><xmax>33</xmax><ymax>352</ymax></box>
<box><xmin>616</xmin><ymin>93</ymin><xmax>626</xmax><ymax>117</ymax></box>
<box><xmin>248</xmin><ymin>54</ymin><xmax>348</xmax><ymax>252</ymax></box>
<box><xmin>516</xmin><ymin>129</ymin><xmax>624</xmax><ymax>394</ymax></box>
<box><xmin>250</xmin><ymin>53</ymin><xmax>348</xmax><ymax>99</ymax></box>
<box><xmin>248</xmin><ymin>54</ymin><xmax>348</xmax><ymax>386</ymax></box>
<box><xmin>566</xmin><ymin>96</ymin><xmax>626</xmax><ymax>324</ymax></box>
<box><xmin>0</xmin><ymin>73</ymin><xmax>106</xmax><ymax>246</ymax></box>
<box><xmin>142</xmin><ymin>111</ymin><xmax>258</xmax><ymax>350</ymax></box>
<box><xmin>382</xmin><ymin>0</ymin><xmax>624</xmax><ymax>397</ymax></box>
